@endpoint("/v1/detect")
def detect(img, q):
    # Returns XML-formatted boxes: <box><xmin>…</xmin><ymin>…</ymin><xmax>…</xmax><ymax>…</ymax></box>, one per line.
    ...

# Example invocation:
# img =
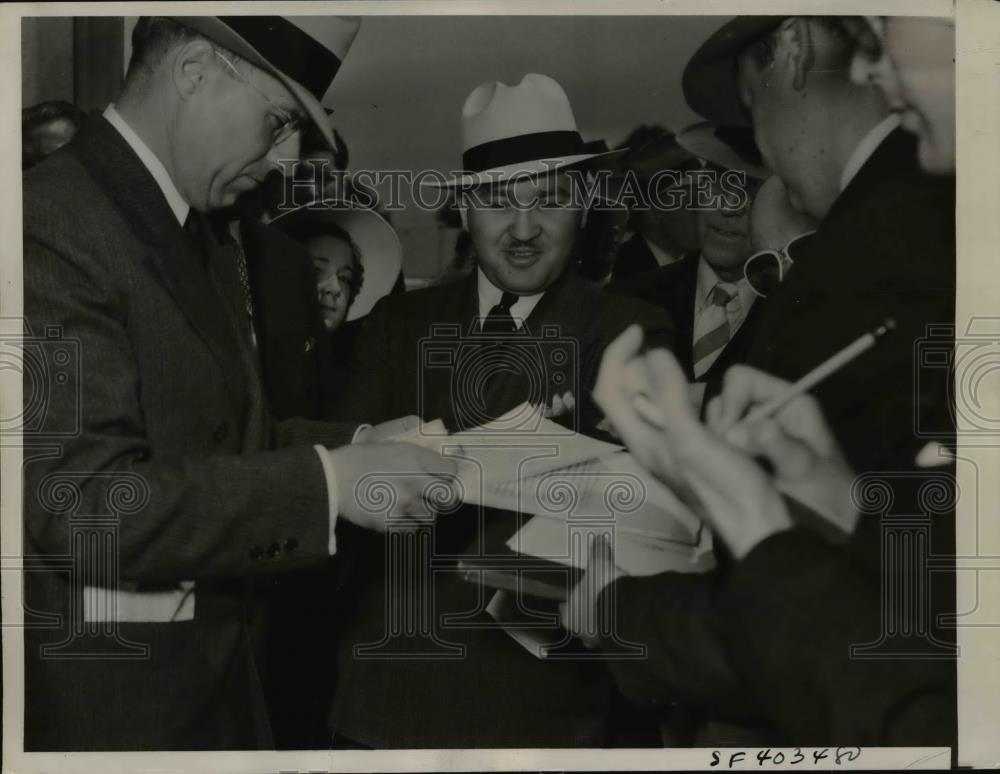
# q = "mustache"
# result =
<box><xmin>501</xmin><ymin>237</ymin><xmax>545</xmax><ymax>250</ymax></box>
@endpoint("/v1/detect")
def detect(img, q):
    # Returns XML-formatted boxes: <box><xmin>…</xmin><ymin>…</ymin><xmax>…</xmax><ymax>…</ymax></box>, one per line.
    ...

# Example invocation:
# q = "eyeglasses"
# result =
<box><xmin>743</xmin><ymin>230</ymin><xmax>816</xmax><ymax>298</ymax></box>
<box><xmin>215</xmin><ymin>50</ymin><xmax>305</xmax><ymax>148</ymax></box>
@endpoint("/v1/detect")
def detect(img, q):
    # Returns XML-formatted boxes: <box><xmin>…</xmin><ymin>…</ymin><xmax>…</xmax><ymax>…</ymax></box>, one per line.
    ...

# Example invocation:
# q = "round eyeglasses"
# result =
<box><xmin>215</xmin><ymin>50</ymin><xmax>305</xmax><ymax>149</ymax></box>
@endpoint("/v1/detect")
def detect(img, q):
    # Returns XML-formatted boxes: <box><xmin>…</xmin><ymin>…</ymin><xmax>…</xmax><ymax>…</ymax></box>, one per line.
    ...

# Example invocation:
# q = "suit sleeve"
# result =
<box><xmin>24</xmin><ymin>234</ymin><xmax>333</xmax><ymax>583</ymax></box>
<box><xmin>273</xmin><ymin>415</ymin><xmax>358</xmax><ymax>450</ymax></box>
<box><xmin>594</xmin><ymin>571</ymin><xmax>763</xmax><ymax>722</ymax></box>
<box><xmin>634</xmin><ymin>297</ymin><xmax>675</xmax><ymax>353</ymax></box>
<box><xmin>717</xmin><ymin>527</ymin><xmax>956</xmax><ymax>747</ymax></box>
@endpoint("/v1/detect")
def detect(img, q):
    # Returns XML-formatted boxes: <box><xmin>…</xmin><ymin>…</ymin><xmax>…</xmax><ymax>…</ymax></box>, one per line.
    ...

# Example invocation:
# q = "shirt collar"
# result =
<box><xmin>839</xmin><ymin>113</ymin><xmax>902</xmax><ymax>193</ymax></box>
<box><xmin>104</xmin><ymin>104</ymin><xmax>190</xmax><ymax>226</ymax></box>
<box><xmin>695</xmin><ymin>256</ymin><xmax>756</xmax><ymax>314</ymax></box>
<box><xmin>476</xmin><ymin>268</ymin><xmax>545</xmax><ymax>330</ymax></box>
<box><xmin>644</xmin><ymin>236</ymin><xmax>680</xmax><ymax>268</ymax></box>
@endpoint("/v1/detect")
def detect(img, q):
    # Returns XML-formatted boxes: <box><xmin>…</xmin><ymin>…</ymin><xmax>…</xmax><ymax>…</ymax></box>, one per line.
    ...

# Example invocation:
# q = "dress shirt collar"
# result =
<box><xmin>840</xmin><ymin>113</ymin><xmax>902</xmax><ymax>193</ymax></box>
<box><xmin>644</xmin><ymin>236</ymin><xmax>681</xmax><ymax>268</ymax></box>
<box><xmin>476</xmin><ymin>268</ymin><xmax>544</xmax><ymax>330</ymax></box>
<box><xmin>694</xmin><ymin>255</ymin><xmax>756</xmax><ymax>317</ymax></box>
<box><xmin>104</xmin><ymin>104</ymin><xmax>190</xmax><ymax>226</ymax></box>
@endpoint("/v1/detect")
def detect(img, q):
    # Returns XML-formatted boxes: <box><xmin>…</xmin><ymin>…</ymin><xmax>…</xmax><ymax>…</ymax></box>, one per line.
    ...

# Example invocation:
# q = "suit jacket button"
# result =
<box><xmin>267</xmin><ymin>541</ymin><xmax>283</xmax><ymax>558</ymax></box>
<box><xmin>249</xmin><ymin>545</ymin><xmax>265</xmax><ymax>560</ymax></box>
<box><xmin>213</xmin><ymin>421</ymin><xmax>229</xmax><ymax>443</ymax></box>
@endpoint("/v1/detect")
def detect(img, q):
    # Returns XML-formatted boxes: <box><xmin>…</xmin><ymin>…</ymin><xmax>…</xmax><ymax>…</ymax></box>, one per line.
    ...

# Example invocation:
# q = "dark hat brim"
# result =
<box><xmin>682</xmin><ymin>16</ymin><xmax>786</xmax><ymax>127</ymax></box>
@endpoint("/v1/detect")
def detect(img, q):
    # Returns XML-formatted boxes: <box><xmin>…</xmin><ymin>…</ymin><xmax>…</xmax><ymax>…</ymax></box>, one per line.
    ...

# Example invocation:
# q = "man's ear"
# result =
<box><xmin>776</xmin><ymin>17</ymin><xmax>815</xmax><ymax>92</ymax></box>
<box><xmin>173</xmin><ymin>39</ymin><xmax>217</xmax><ymax>99</ymax></box>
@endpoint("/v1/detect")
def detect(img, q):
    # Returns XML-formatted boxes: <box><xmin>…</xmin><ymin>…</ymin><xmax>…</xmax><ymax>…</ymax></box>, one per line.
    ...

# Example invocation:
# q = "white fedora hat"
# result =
<box><xmin>271</xmin><ymin>200</ymin><xmax>402</xmax><ymax>322</ymax></box>
<box><xmin>428</xmin><ymin>73</ymin><xmax>620</xmax><ymax>188</ymax></box>
<box><xmin>170</xmin><ymin>16</ymin><xmax>361</xmax><ymax>156</ymax></box>
<box><xmin>676</xmin><ymin>121</ymin><xmax>769</xmax><ymax>180</ymax></box>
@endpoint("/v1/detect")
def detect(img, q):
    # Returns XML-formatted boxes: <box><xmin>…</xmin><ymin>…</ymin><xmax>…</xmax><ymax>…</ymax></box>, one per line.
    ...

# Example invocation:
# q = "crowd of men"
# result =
<box><xmin>21</xmin><ymin>14</ymin><xmax>957</xmax><ymax>753</ymax></box>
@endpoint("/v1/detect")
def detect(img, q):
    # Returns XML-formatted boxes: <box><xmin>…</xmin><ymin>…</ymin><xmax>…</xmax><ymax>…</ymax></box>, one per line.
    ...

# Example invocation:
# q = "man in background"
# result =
<box><xmin>611</xmin><ymin>125</ymin><xmax>700</xmax><ymax>278</ymax></box>
<box><xmin>610</xmin><ymin>129</ymin><xmax>769</xmax><ymax>389</ymax></box>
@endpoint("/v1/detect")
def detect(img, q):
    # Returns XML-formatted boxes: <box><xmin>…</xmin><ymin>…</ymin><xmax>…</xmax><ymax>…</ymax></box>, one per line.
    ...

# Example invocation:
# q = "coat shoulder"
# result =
<box><xmin>367</xmin><ymin>277</ymin><xmax>470</xmax><ymax>321</ymax></box>
<box><xmin>24</xmin><ymin>151</ymin><xmax>109</xmax><ymax>234</ymax></box>
<box><xmin>23</xmin><ymin>149</ymin><xmax>132</xmax><ymax>280</ymax></box>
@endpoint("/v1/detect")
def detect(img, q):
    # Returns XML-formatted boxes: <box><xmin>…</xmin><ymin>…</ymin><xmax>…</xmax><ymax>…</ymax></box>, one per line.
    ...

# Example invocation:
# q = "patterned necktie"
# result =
<box><xmin>231</xmin><ymin>236</ymin><xmax>255</xmax><ymax>324</ymax></box>
<box><xmin>227</xmin><ymin>230</ymin><xmax>256</xmax><ymax>346</ymax></box>
<box><xmin>692</xmin><ymin>283</ymin><xmax>738</xmax><ymax>379</ymax></box>
<box><xmin>482</xmin><ymin>291</ymin><xmax>519</xmax><ymax>334</ymax></box>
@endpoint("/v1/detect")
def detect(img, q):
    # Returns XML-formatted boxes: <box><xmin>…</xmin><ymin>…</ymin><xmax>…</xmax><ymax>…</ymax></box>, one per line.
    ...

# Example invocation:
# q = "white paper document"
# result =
<box><xmin>394</xmin><ymin>404</ymin><xmax>714</xmax><ymax>578</ymax></box>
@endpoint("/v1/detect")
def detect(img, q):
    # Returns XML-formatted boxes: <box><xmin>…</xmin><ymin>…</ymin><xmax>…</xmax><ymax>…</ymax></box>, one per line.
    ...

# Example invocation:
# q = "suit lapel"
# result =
<box><xmin>672</xmin><ymin>255</ymin><xmax>699</xmax><ymax>380</ymax></box>
<box><xmin>69</xmin><ymin>117</ymin><xmax>248</xmax><ymax>409</ymax></box>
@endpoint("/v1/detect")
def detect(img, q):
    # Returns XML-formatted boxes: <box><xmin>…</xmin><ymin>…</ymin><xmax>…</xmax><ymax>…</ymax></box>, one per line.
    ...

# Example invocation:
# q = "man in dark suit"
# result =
<box><xmin>685</xmin><ymin>15</ymin><xmax>955</xmax><ymax>471</ymax></box>
<box><xmin>22</xmin><ymin>16</ymin><xmax>453</xmax><ymax>752</ymax></box>
<box><xmin>326</xmin><ymin>73</ymin><xmax>674</xmax><ymax>748</ymax></box>
<box><xmin>574</xmin><ymin>15</ymin><xmax>955</xmax><ymax>748</ymax></box>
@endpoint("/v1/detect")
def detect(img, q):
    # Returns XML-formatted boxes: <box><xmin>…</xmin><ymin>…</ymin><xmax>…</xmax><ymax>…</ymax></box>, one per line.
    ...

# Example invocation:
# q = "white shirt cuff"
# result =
<box><xmin>313</xmin><ymin>445</ymin><xmax>339</xmax><ymax>555</ymax></box>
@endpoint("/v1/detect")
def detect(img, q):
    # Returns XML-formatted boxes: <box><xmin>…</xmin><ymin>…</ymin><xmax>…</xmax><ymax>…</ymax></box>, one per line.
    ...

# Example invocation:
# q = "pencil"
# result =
<box><xmin>738</xmin><ymin>318</ymin><xmax>895</xmax><ymax>426</ymax></box>
<box><xmin>628</xmin><ymin>318</ymin><xmax>896</xmax><ymax>430</ymax></box>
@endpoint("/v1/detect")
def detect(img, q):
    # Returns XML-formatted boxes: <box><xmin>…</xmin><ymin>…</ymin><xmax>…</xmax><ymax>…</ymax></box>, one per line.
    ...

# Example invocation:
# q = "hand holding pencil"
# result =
<box><xmin>594</xmin><ymin>324</ymin><xmax>863</xmax><ymax>557</ymax></box>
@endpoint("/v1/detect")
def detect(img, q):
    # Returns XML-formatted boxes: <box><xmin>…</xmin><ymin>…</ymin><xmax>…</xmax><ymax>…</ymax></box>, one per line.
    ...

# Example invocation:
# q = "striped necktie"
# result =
<box><xmin>692</xmin><ymin>283</ymin><xmax>738</xmax><ymax>379</ymax></box>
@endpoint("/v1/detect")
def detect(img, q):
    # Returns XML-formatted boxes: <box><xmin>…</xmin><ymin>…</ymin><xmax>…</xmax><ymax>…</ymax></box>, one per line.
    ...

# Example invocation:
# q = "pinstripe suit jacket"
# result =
<box><xmin>22</xmin><ymin>117</ymin><xmax>357</xmax><ymax>751</ymax></box>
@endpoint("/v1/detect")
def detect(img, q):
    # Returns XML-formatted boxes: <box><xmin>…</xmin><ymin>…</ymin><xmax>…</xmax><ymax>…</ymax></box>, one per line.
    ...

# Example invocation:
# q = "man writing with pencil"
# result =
<box><xmin>559</xmin><ymin>15</ymin><xmax>956</xmax><ymax>749</ymax></box>
<box><xmin>567</xmin><ymin>327</ymin><xmax>955</xmax><ymax>748</ymax></box>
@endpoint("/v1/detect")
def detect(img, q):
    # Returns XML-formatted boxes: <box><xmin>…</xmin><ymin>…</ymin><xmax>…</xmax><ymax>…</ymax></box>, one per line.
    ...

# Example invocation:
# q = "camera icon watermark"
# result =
<box><xmin>915</xmin><ymin>317</ymin><xmax>1000</xmax><ymax>440</ymax></box>
<box><xmin>0</xmin><ymin>319</ymin><xmax>81</xmax><ymax>444</ymax></box>
<box><xmin>418</xmin><ymin>322</ymin><xmax>578</xmax><ymax>434</ymax></box>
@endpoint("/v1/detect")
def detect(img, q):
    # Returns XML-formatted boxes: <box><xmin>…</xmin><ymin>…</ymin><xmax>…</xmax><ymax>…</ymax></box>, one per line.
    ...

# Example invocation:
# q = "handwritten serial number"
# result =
<box><xmin>710</xmin><ymin>747</ymin><xmax>863</xmax><ymax>768</ymax></box>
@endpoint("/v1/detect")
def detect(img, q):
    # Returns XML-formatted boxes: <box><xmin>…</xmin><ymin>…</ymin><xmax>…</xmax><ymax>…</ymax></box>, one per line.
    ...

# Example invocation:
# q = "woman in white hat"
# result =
<box><xmin>273</xmin><ymin>200</ymin><xmax>402</xmax><ymax>362</ymax></box>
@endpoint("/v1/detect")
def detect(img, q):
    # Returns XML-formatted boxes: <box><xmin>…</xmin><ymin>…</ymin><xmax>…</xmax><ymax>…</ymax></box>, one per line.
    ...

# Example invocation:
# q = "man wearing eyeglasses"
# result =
<box><xmin>682</xmin><ymin>15</ymin><xmax>955</xmax><ymax>473</ymax></box>
<box><xmin>22</xmin><ymin>16</ymin><xmax>457</xmax><ymax>752</ymax></box>
<box><xmin>573</xmin><ymin>14</ymin><xmax>956</xmax><ymax>749</ymax></box>
<box><xmin>610</xmin><ymin>145</ymin><xmax>766</xmax><ymax>401</ymax></box>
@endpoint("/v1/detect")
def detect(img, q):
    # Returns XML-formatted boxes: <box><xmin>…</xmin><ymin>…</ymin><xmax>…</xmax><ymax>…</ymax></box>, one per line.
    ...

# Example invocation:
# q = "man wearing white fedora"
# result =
<box><xmin>328</xmin><ymin>73</ymin><xmax>674</xmax><ymax>748</ymax></box>
<box><xmin>22</xmin><ymin>15</ymin><xmax>456</xmax><ymax>751</ymax></box>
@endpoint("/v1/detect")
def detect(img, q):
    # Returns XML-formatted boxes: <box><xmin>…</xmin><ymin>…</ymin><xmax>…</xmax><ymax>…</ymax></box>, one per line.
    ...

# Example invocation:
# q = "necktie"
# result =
<box><xmin>213</xmin><ymin>224</ymin><xmax>258</xmax><ymax>349</ymax></box>
<box><xmin>692</xmin><ymin>283</ymin><xmax>738</xmax><ymax>379</ymax></box>
<box><xmin>482</xmin><ymin>291</ymin><xmax>519</xmax><ymax>334</ymax></box>
<box><xmin>230</xmin><ymin>235</ymin><xmax>256</xmax><ymax>326</ymax></box>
